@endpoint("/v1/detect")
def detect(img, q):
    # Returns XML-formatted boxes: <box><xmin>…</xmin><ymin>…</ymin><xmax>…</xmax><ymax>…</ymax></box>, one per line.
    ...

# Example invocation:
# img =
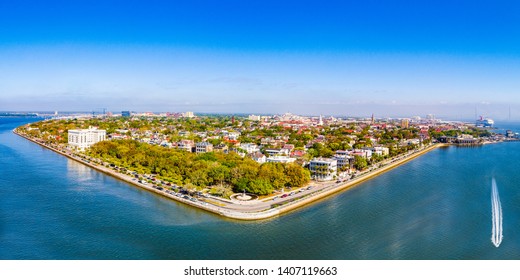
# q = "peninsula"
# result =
<box><xmin>14</xmin><ymin>112</ymin><xmax>508</xmax><ymax>220</ymax></box>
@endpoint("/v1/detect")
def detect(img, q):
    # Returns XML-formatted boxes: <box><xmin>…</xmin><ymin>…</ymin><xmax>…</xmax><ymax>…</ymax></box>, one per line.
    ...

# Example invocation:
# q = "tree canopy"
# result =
<box><xmin>88</xmin><ymin>139</ymin><xmax>310</xmax><ymax>196</ymax></box>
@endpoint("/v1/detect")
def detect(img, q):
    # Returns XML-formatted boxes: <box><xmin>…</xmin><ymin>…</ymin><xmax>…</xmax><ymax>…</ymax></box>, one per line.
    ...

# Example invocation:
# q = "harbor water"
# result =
<box><xmin>2</xmin><ymin>117</ymin><xmax>520</xmax><ymax>259</ymax></box>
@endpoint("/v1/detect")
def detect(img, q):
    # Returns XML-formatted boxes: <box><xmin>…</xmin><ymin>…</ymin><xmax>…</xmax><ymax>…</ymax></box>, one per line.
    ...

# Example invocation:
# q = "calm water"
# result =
<box><xmin>2</xmin><ymin>117</ymin><xmax>520</xmax><ymax>259</ymax></box>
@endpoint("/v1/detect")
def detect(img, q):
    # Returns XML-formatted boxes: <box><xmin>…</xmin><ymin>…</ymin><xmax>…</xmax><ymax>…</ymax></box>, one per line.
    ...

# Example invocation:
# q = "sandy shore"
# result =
<box><xmin>14</xmin><ymin>129</ymin><xmax>443</xmax><ymax>221</ymax></box>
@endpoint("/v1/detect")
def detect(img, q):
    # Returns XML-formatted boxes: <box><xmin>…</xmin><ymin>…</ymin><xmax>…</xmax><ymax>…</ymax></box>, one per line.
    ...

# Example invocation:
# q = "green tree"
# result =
<box><xmin>208</xmin><ymin>165</ymin><xmax>230</xmax><ymax>186</ymax></box>
<box><xmin>353</xmin><ymin>156</ymin><xmax>368</xmax><ymax>170</ymax></box>
<box><xmin>246</xmin><ymin>179</ymin><xmax>274</xmax><ymax>195</ymax></box>
<box><xmin>370</xmin><ymin>154</ymin><xmax>385</xmax><ymax>164</ymax></box>
<box><xmin>258</xmin><ymin>162</ymin><xmax>287</xmax><ymax>190</ymax></box>
<box><xmin>284</xmin><ymin>163</ymin><xmax>311</xmax><ymax>188</ymax></box>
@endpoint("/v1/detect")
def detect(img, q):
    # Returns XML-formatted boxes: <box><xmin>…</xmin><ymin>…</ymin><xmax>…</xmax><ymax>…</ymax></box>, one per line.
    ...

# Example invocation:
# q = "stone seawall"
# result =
<box><xmin>14</xmin><ymin>128</ymin><xmax>441</xmax><ymax>221</ymax></box>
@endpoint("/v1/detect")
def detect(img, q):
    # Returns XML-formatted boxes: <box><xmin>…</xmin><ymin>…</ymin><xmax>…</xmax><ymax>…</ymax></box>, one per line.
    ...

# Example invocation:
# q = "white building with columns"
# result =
<box><xmin>68</xmin><ymin>127</ymin><xmax>106</xmax><ymax>150</ymax></box>
<box><xmin>309</xmin><ymin>157</ymin><xmax>337</xmax><ymax>181</ymax></box>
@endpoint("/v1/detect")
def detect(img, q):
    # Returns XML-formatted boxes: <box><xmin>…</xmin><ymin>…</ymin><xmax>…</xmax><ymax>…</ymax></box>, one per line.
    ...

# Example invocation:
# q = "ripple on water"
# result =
<box><xmin>4</xmin><ymin>118</ymin><xmax>520</xmax><ymax>259</ymax></box>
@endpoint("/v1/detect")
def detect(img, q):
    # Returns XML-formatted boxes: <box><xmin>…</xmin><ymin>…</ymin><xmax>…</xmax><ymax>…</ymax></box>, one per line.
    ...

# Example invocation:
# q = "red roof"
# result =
<box><xmin>291</xmin><ymin>150</ymin><xmax>306</xmax><ymax>157</ymax></box>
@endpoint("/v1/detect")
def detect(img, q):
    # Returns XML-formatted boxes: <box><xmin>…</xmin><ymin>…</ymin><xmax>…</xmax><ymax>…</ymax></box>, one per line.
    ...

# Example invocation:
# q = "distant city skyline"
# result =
<box><xmin>1</xmin><ymin>1</ymin><xmax>520</xmax><ymax>120</ymax></box>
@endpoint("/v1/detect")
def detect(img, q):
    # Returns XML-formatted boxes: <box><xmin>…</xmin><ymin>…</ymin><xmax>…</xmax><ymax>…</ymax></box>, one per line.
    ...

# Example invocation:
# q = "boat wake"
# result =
<box><xmin>491</xmin><ymin>178</ymin><xmax>503</xmax><ymax>247</ymax></box>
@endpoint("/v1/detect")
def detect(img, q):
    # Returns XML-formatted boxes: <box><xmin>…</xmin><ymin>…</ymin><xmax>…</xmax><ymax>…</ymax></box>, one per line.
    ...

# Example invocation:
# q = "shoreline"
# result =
<box><xmin>13</xmin><ymin>129</ymin><xmax>233</xmax><ymax>218</ymax></box>
<box><xmin>14</xmin><ymin>128</ymin><xmax>442</xmax><ymax>221</ymax></box>
<box><xmin>274</xmin><ymin>143</ymin><xmax>445</xmax><ymax>217</ymax></box>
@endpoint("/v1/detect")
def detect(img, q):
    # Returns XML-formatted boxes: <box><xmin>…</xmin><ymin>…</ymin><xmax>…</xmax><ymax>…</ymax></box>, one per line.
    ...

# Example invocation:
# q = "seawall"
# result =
<box><xmin>275</xmin><ymin>143</ymin><xmax>444</xmax><ymax>217</ymax></box>
<box><xmin>14</xmin><ymin>128</ymin><xmax>442</xmax><ymax>221</ymax></box>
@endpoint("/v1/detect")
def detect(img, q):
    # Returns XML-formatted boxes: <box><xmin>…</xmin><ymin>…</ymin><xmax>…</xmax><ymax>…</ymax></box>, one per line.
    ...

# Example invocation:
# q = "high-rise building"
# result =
<box><xmin>248</xmin><ymin>114</ymin><xmax>261</xmax><ymax>121</ymax></box>
<box><xmin>401</xmin><ymin>119</ymin><xmax>409</xmax><ymax>128</ymax></box>
<box><xmin>68</xmin><ymin>127</ymin><xmax>106</xmax><ymax>150</ymax></box>
<box><xmin>122</xmin><ymin>111</ymin><xmax>131</xmax><ymax>117</ymax></box>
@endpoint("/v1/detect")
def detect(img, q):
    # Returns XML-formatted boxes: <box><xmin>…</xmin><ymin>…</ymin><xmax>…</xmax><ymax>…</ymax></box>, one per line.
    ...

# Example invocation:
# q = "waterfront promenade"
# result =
<box><xmin>13</xmin><ymin>129</ymin><xmax>442</xmax><ymax>220</ymax></box>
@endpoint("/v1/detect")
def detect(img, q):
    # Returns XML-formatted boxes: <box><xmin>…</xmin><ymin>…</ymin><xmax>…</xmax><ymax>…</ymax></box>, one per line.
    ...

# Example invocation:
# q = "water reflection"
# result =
<box><xmin>67</xmin><ymin>159</ymin><xmax>95</xmax><ymax>182</ymax></box>
<box><xmin>5</xmin><ymin>116</ymin><xmax>520</xmax><ymax>259</ymax></box>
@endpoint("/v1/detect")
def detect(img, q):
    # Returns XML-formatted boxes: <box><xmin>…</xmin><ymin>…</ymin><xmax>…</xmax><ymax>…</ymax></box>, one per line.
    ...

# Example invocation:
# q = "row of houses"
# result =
<box><xmin>172</xmin><ymin>141</ymin><xmax>297</xmax><ymax>164</ymax></box>
<box><xmin>308</xmin><ymin>146</ymin><xmax>390</xmax><ymax>181</ymax></box>
<box><xmin>68</xmin><ymin>128</ymin><xmax>389</xmax><ymax>182</ymax></box>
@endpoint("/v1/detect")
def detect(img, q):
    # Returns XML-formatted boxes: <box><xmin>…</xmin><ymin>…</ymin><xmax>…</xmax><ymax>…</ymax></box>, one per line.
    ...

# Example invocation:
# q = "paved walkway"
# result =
<box><xmin>14</xmin><ymin>128</ymin><xmax>440</xmax><ymax>220</ymax></box>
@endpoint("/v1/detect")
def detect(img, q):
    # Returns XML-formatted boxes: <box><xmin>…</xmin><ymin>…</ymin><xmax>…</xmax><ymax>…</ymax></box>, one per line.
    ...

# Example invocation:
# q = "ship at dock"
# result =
<box><xmin>476</xmin><ymin>116</ymin><xmax>494</xmax><ymax>128</ymax></box>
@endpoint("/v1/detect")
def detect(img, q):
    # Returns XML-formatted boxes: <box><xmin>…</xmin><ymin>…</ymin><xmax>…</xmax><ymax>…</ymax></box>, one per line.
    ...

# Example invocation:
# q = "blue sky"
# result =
<box><xmin>1</xmin><ymin>0</ymin><xmax>520</xmax><ymax>119</ymax></box>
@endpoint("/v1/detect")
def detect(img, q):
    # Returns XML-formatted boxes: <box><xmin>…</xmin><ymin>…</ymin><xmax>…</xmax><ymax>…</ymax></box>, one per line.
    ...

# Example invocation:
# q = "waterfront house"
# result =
<box><xmin>456</xmin><ymin>135</ymin><xmax>480</xmax><ymax>145</ymax></box>
<box><xmin>309</xmin><ymin>157</ymin><xmax>338</xmax><ymax>181</ymax></box>
<box><xmin>369</xmin><ymin>146</ymin><xmax>389</xmax><ymax>156</ymax></box>
<box><xmin>352</xmin><ymin>149</ymin><xmax>372</xmax><ymax>159</ymax></box>
<box><xmin>333</xmin><ymin>154</ymin><xmax>354</xmax><ymax>171</ymax></box>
